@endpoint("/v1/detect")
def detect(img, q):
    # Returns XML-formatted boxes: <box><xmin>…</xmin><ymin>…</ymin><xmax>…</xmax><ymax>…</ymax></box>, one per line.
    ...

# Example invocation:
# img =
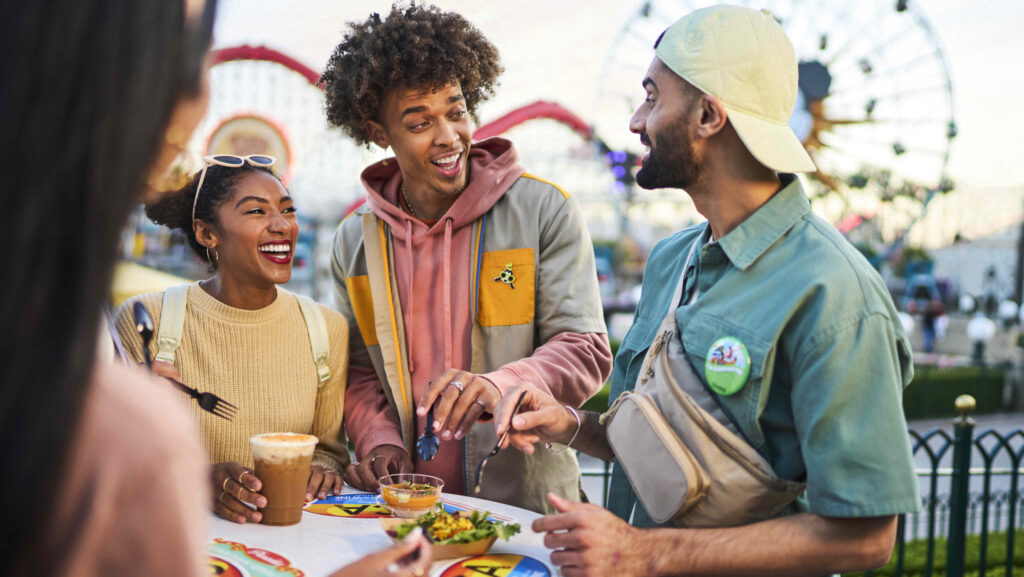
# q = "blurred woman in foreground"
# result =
<box><xmin>2</xmin><ymin>1</ymin><xmax>216</xmax><ymax>573</ymax></box>
<box><xmin>0</xmin><ymin>1</ymin><xmax>429</xmax><ymax>575</ymax></box>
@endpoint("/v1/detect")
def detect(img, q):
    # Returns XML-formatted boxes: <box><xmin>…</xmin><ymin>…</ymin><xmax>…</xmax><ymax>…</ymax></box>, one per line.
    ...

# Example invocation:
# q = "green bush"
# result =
<box><xmin>580</xmin><ymin>337</ymin><xmax>620</xmax><ymax>412</ymax></box>
<box><xmin>903</xmin><ymin>365</ymin><xmax>1006</xmax><ymax>420</ymax></box>
<box><xmin>844</xmin><ymin>530</ymin><xmax>1024</xmax><ymax>577</ymax></box>
<box><xmin>586</xmin><ymin>354</ymin><xmax>1007</xmax><ymax>419</ymax></box>
<box><xmin>582</xmin><ymin>383</ymin><xmax>610</xmax><ymax>413</ymax></box>
<box><xmin>609</xmin><ymin>337</ymin><xmax>620</xmax><ymax>359</ymax></box>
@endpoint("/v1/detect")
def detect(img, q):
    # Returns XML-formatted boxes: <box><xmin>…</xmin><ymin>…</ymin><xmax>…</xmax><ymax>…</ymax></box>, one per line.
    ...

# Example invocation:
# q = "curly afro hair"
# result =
<box><xmin>321</xmin><ymin>2</ymin><xmax>503</xmax><ymax>146</ymax></box>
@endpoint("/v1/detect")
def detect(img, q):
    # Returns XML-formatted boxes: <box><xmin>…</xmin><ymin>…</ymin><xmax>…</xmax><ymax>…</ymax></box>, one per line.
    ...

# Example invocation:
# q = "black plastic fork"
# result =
<box><xmin>472</xmin><ymin>392</ymin><xmax>527</xmax><ymax>494</ymax></box>
<box><xmin>164</xmin><ymin>377</ymin><xmax>238</xmax><ymax>421</ymax></box>
<box><xmin>132</xmin><ymin>301</ymin><xmax>237</xmax><ymax>421</ymax></box>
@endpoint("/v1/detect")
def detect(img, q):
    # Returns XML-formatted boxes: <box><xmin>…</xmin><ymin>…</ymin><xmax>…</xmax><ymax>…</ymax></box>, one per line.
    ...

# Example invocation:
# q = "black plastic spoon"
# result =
<box><xmin>132</xmin><ymin>301</ymin><xmax>154</xmax><ymax>368</ymax></box>
<box><xmin>416</xmin><ymin>404</ymin><xmax>440</xmax><ymax>461</ymax></box>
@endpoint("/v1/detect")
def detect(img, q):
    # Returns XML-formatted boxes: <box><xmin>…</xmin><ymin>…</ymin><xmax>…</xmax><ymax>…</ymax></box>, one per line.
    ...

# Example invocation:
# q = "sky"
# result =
<box><xmin>210</xmin><ymin>0</ymin><xmax>1024</xmax><ymax>244</ymax></box>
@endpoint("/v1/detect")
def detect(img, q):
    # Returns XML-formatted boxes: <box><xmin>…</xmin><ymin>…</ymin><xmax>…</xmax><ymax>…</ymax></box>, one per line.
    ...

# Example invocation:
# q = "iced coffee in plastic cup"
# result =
<box><xmin>250</xmin><ymin>432</ymin><xmax>318</xmax><ymax>526</ymax></box>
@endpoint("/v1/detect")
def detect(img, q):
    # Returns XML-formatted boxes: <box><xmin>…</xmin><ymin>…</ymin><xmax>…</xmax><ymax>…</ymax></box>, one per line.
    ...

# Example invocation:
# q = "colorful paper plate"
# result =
<box><xmin>207</xmin><ymin>539</ymin><xmax>305</xmax><ymax>577</ymax></box>
<box><xmin>303</xmin><ymin>494</ymin><xmax>391</xmax><ymax>518</ymax></box>
<box><xmin>440</xmin><ymin>554</ymin><xmax>550</xmax><ymax>577</ymax></box>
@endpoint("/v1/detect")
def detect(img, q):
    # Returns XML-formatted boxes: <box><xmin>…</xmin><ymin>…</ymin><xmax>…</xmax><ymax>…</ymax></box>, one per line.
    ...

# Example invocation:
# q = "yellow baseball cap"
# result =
<box><xmin>655</xmin><ymin>5</ymin><xmax>816</xmax><ymax>173</ymax></box>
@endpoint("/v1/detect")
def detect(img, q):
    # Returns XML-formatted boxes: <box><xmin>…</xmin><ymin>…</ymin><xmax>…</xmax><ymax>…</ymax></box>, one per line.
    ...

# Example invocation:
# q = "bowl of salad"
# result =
<box><xmin>381</xmin><ymin>504</ymin><xmax>521</xmax><ymax>559</ymax></box>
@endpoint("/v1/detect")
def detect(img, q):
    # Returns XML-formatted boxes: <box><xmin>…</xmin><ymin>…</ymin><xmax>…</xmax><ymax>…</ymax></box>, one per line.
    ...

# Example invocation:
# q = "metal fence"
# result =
<box><xmin>579</xmin><ymin>395</ymin><xmax>1023</xmax><ymax>577</ymax></box>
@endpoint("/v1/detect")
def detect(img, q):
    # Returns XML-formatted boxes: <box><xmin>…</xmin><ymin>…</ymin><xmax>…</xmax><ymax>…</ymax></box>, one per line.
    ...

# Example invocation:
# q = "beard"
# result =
<box><xmin>635</xmin><ymin>123</ymin><xmax>701</xmax><ymax>190</ymax></box>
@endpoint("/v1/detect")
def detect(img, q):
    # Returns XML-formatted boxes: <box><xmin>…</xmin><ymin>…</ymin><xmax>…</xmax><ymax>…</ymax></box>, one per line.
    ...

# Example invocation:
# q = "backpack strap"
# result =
<box><xmin>155</xmin><ymin>284</ymin><xmax>189</xmax><ymax>363</ymax></box>
<box><xmin>295</xmin><ymin>294</ymin><xmax>332</xmax><ymax>384</ymax></box>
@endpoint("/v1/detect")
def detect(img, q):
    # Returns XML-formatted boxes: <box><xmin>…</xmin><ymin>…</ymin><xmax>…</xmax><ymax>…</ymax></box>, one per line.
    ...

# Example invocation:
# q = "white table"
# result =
<box><xmin>207</xmin><ymin>488</ymin><xmax>556</xmax><ymax>577</ymax></box>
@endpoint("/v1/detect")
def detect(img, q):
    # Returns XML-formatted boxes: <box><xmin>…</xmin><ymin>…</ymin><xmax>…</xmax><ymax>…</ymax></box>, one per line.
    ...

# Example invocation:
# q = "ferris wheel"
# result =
<box><xmin>191</xmin><ymin>45</ymin><xmax>378</xmax><ymax>223</ymax></box>
<box><xmin>177</xmin><ymin>46</ymin><xmax>388</xmax><ymax>300</ymax></box>
<box><xmin>593</xmin><ymin>0</ymin><xmax>956</xmax><ymax>243</ymax></box>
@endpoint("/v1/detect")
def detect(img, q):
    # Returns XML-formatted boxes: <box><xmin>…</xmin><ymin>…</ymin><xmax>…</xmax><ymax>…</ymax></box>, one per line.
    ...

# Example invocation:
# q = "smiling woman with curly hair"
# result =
<box><xmin>321</xmin><ymin>3</ymin><xmax>502</xmax><ymax>146</ymax></box>
<box><xmin>324</xmin><ymin>4</ymin><xmax>612</xmax><ymax>515</ymax></box>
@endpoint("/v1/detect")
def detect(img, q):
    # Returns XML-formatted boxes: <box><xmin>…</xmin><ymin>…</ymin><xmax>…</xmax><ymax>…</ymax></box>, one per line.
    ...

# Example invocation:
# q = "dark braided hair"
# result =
<box><xmin>321</xmin><ymin>2</ymin><xmax>503</xmax><ymax>146</ymax></box>
<box><xmin>145</xmin><ymin>163</ymin><xmax>277</xmax><ymax>268</ymax></box>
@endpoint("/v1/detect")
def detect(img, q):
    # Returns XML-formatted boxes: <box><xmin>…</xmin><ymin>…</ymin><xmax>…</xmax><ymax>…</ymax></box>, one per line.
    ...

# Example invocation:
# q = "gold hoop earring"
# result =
<box><xmin>206</xmin><ymin>247</ymin><xmax>218</xmax><ymax>264</ymax></box>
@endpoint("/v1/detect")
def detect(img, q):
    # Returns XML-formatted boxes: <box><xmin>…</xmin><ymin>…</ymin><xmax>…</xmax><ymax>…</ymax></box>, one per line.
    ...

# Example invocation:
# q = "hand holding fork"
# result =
<box><xmin>472</xmin><ymin>391</ymin><xmax>527</xmax><ymax>494</ymax></box>
<box><xmin>488</xmin><ymin>383</ymin><xmax>582</xmax><ymax>456</ymax></box>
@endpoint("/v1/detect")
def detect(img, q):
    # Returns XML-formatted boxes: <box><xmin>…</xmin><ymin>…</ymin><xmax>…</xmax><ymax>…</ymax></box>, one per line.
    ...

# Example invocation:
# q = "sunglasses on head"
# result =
<box><xmin>191</xmin><ymin>154</ymin><xmax>276</xmax><ymax>221</ymax></box>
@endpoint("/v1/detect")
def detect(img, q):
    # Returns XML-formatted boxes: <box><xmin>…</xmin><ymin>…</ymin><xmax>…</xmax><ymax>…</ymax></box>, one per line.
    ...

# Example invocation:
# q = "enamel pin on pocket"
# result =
<box><xmin>494</xmin><ymin>262</ymin><xmax>516</xmax><ymax>289</ymax></box>
<box><xmin>704</xmin><ymin>337</ymin><xmax>750</xmax><ymax>396</ymax></box>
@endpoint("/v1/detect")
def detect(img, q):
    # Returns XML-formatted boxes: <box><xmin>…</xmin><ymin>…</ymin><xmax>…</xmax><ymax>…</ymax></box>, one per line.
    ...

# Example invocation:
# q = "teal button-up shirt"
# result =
<box><xmin>608</xmin><ymin>175</ymin><xmax>920</xmax><ymax>526</ymax></box>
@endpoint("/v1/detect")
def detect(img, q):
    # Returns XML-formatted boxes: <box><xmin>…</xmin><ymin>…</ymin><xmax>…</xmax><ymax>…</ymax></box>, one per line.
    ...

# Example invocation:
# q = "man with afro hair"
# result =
<box><xmin>323</xmin><ymin>3</ymin><xmax>611</xmax><ymax>514</ymax></box>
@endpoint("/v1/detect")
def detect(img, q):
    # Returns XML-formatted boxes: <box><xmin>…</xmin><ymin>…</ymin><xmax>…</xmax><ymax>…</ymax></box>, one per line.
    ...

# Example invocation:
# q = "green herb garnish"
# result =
<box><xmin>392</xmin><ymin>504</ymin><xmax>521</xmax><ymax>545</ymax></box>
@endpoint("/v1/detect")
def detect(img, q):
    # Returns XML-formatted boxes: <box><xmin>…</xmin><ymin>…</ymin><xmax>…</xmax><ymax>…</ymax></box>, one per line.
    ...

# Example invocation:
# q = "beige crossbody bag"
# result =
<box><xmin>601</xmin><ymin>236</ymin><xmax>805</xmax><ymax>527</ymax></box>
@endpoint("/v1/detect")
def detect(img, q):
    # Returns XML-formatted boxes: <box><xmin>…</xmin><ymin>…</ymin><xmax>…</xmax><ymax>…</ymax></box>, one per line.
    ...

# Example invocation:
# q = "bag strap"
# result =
<box><xmin>295</xmin><ymin>294</ymin><xmax>332</xmax><ymax>384</ymax></box>
<box><xmin>635</xmin><ymin>228</ymin><xmax>749</xmax><ymax>440</ymax></box>
<box><xmin>155</xmin><ymin>284</ymin><xmax>190</xmax><ymax>363</ymax></box>
<box><xmin>605</xmin><ymin>233</ymin><xmax>703</xmax><ymax>523</ymax></box>
<box><xmin>659</xmin><ymin>228</ymin><xmax>705</xmax><ymax>333</ymax></box>
<box><xmin>631</xmin><ymin>232</ymin><xmax>704</xmax><ymax>383</ymax></box>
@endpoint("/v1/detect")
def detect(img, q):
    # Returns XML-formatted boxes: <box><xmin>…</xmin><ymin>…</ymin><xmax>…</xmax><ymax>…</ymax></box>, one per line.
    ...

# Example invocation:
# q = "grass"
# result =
<box><xmin>844</xmin><ymin>530</ymin><xmax>1024</xmax><ymax>577</ymax></box>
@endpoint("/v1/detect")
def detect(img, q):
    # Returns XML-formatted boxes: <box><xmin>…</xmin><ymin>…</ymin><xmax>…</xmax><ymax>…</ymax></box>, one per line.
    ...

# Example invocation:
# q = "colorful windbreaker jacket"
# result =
<box><xmin>331</xmin><ymin>137</ymin><xmax>611</xmax><ymax>513</ymax></box>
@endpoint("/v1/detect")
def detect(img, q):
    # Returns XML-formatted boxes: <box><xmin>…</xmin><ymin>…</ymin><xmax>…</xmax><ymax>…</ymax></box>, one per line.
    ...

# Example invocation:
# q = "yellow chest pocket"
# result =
<box><xmin>478</xmin><ymin>248</ymin><xmax>535</xmax><ymax>326</ymax></box>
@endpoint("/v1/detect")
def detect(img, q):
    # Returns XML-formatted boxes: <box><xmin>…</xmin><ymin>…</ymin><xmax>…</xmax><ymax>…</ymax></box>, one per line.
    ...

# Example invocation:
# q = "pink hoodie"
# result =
<box><xmin>344</xmin><ymin>138</ymin><xmax>611</xmax><ymax>494</ymax></box>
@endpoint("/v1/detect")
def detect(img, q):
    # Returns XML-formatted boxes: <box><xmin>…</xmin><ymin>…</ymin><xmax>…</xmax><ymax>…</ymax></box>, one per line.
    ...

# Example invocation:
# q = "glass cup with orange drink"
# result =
<box><xmin>378</xmin><ymin>473</ymin><xmax>444</xmax><ymax>518</ymax></box>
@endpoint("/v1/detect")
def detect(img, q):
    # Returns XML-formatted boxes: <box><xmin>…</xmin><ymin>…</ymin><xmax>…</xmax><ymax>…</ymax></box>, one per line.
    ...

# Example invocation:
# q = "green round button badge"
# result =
<box><xmin>704</xmin><ymin>337</ymin><xmax>750</xmax><ymax>395</ymax></box>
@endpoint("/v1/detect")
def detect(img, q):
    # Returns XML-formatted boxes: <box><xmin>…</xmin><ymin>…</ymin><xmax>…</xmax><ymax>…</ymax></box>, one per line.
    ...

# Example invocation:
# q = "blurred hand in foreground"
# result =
<box><xmin>329</xmin><ymin>527</ymin><xmax>433</xmax><ymax>577</ymax></box>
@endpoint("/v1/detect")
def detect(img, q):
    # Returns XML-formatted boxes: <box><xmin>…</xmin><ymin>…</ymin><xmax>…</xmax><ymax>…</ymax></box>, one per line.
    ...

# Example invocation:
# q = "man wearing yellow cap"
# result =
<box><xmin>491</xmin><ymin>5</ymin><xmax>919</xmax><ymax>576</ymax></box>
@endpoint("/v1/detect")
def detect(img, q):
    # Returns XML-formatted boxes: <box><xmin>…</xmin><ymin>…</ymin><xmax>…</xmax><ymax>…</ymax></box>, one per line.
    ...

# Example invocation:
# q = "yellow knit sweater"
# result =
<box><xmin>115</xmin><ymin>283</ymin><xmax>349</xmax><ymax>472</ymax></box>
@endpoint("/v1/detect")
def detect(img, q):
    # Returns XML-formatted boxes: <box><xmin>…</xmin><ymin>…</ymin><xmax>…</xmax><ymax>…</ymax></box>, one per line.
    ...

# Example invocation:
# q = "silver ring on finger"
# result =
<box><xmin>369</xmin><ymin>455</ymin><xmax>383</xmax><ymax>466</ymax></box>
<box><xmin>385</xmin><ymin>562</ymin><xmax>400</xmax><ymax>574</ymax></box>
<box><xmin>473</xmin><ymin>399</ymin><xmax>486</xmax><ymax>409</ymax></box>
<box><xmin>450</xmin><ymin>380</ymin><xmax>464</xmax><ymax>393</ymax></box>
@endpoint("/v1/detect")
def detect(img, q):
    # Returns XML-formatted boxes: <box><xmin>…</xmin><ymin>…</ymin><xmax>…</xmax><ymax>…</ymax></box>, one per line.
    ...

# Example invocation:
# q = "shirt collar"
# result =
<box><xmin>716</xmin><ymin>174</ymin><xmax>810</xmax><ymax>271</ymax></box>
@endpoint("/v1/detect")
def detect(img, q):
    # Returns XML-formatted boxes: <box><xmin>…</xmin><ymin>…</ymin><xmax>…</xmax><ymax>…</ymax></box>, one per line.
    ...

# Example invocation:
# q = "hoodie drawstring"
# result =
<box><xmin>443</xmin><ymin>217</ymin><xmax>454</xmax><ymax>369</ymax></box>
<box><xmin>404</xmin><ymin>220</ymin><xmax>415</xmax><ymax>374</ymax></box>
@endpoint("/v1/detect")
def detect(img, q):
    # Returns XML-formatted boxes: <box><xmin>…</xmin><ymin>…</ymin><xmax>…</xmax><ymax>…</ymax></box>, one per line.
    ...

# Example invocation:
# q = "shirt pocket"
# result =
<box><xmin>478</xmin><ymin>248</ymin><xmax>535</xmax><ymax>326</ymax></box>
<box><xmin>611</xmin><ymin>316</ymin><xmax>657</xmax><ymax>398</ymax></box>
<box><xmin>680</xmin><ymin>311</ymin><xmax>772</xmax><ymax>450</ymax></box>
